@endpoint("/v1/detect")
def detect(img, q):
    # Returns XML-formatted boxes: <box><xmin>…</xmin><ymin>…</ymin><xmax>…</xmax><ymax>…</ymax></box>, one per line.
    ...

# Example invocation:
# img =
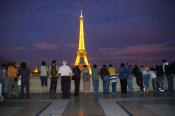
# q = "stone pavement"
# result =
<box><xmin>0</xmin><ymin>92</ymin><xmax>175</xmax><ymax>116</ymax></box>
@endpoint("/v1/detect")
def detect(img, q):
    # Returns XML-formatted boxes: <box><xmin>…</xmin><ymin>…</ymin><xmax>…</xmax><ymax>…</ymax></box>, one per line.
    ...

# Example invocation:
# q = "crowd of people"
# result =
<box><xmin>0</xmin><ymin>59</ymin><xmax>175</xmax><ymax>102</ymax></box>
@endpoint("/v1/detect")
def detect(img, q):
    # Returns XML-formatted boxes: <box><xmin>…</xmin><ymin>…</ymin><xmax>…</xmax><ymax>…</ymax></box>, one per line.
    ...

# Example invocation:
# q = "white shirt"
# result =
<box><xmin>150</xmin><ymin>71</ymin><xmax>157</xmax><ymax>79</ymax></box>
<box><xmin>58</xmin><ymin>65</ymin><xmax>72</xmax><ymax>76</ymax></box>
<box><xmin>142</xmin><ymin>69</ymin><xmax>149</xmax><ymax>75</ymax></box>
<box><xmin>40</xmin><ymin>66</ymin><xmax>48</xmax><ymax>76</ymax></box>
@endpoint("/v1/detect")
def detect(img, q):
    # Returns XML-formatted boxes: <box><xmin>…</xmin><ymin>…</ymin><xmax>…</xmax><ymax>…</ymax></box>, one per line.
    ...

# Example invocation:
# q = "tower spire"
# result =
<box><xmin>80</xmin><ymin>10</ymin><xmax>83</xmax><ymax>17</ymax></box>
<box><xmin>75</xmin><ymin>11</ymin><xmax>91</xmax><ymax>74</ymax></box>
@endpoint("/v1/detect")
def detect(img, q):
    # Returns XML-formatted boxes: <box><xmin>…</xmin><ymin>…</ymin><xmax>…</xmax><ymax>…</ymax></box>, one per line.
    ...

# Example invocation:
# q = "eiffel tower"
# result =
<box><xmin>75</xmin><ymin>11</ymin><xmax>91</xmax><ymax>73</ymax></box>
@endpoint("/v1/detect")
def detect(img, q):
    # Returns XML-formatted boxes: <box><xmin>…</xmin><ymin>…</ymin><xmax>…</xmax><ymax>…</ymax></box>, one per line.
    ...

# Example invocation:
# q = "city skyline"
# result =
<box><xmin>1</xmin><ymin>0</ymin><xmax>175</xmax><ymax>68</ymax></box>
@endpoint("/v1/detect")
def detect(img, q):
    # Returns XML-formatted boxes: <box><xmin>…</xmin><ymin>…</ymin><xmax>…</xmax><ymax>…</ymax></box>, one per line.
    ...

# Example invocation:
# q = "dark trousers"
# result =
<box><xmin>61</xmin><ymin>76</ymin><xmax>71</xmax><ymax>98</ymax></box>
<box><xmin>21</xmin><ymin>81</ymin><xmax>30</xmax><ymax>98</ymax></box>
<box><xmin>49</xmin><ymin>77</ymin><xmax>58</xmax><ymax>96</ymax></box>
<box><xmin>120</xmin><ymin>78</ymin><xmax>127</xmax><ymax>93</ymax></box>
<box><xmin>167</xmin><ymin>74</ymin><xmax>174</xmax><ymax>96</ymax></box>
<box><xmin>74</xmin><ymin>77</ymin><xmax>80</xmax><ymax>96</ymax></box>
<box><xmin>136</xmin><ymin>75</ymin><xmax>144</xmax><ymax>92</ymax></box>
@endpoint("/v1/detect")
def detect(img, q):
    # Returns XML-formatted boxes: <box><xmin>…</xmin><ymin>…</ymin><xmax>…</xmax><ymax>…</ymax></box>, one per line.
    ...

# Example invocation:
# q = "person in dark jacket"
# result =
<box><xmin>119</xmin><ymin>63</ymin><xmax>128</xmax><ymax>94</ymax></box>
<box><xmin>20</xmin><ymin>62</ymin><xmax>30</xmax><ymax>98</ymax></box>
<box><xmin>100</xmin><ymin>65</ymin><xmax>110</xmax><ymax>97</ymax></box>
<box><xmin>72</xmin><ymin>65</ymin><xmax>81</xmax><ymax>96</ymax></box>
<box><xmin>133</xmin><ymin>65</ymin><xmax>144</xmax><ymax>94</ymax></box>
<box><xmin>155</xmin><ymin>65</ymin><xmax>164</xmax><ymax>92</ymax></box>
<box><xmin>165</xmin><ymin>63</ymin><xmax>174</xmax><ymax>96</ymax></box>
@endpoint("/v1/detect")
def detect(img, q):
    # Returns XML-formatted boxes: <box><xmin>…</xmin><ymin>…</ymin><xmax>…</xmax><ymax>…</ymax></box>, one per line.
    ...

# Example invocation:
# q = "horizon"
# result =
<box><xmin>1</xmin><ymin>0</ymin><xmax>175</xmax><ymax>69</ymax></box>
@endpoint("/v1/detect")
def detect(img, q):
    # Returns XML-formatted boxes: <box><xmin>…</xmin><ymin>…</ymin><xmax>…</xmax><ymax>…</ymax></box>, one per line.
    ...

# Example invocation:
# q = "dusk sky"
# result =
<box><xmin>1</xmin><ymin>0</ymin><xmax>175</xmax><ymax>68</ymax></box>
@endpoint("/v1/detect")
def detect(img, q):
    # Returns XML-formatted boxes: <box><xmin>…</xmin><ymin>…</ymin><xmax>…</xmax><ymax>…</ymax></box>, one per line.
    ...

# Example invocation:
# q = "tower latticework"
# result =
<box><xmin>75</xmin><ymin>11</ymin><xmax>91</xmax><ymax>73</ymax></box>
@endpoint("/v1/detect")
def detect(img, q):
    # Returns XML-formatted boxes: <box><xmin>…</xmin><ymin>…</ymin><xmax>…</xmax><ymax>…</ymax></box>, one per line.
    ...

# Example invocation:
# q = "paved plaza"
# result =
<box><xmin>0</xmin><ymin>92</ymin><xmax>175</xmax><ymax>116</ymax></box>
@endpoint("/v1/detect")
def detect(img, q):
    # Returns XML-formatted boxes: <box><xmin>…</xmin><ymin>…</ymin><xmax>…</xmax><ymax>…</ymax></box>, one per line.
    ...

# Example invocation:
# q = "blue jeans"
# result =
<box><xmin>92</xmin><ymin>79</ymin><xmax>99</xmax><ymax>94</ymax></box>
<box><xmin>156</xmin><ymin>76</ymin><xmax>164</xmax><ymax>91</ymax></box>
<box><xmin>127</xmin><ymin>77</ymin><xmax>133</xmax><ymax>92</ymax></box>
<box><xmin>103</xmin><ymin>76</ymin><xmax>110</xmax><ymax>96</ymax></box>
<box><xmin>143</xmin><ymin>74</ymin><xmax>150</xmax><ymax>88</ymax></box>
<box><xmin>111</xmin><ymin>82</ymin><xmax>116</xmax><ymax>94</ymax></box>
<box><xmin>167</xmin><ymin>74</ymin><xmax>174</xmax><ymax>96</ymax></box>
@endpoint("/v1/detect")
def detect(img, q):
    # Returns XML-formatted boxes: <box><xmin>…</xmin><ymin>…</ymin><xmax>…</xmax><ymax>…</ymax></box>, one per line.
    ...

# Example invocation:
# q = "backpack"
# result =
<box><xmin>51</xmin><ymin>65</ymin><xmax>57</xmax><ymax>76</ymax></box>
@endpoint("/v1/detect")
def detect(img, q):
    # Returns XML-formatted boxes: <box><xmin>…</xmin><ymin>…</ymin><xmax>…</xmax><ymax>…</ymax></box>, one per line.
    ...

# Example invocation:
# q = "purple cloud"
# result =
<box><xmin>34</xmin><ymin>42</ymin><xmax>59</xmax><ymax>50</ymax></box>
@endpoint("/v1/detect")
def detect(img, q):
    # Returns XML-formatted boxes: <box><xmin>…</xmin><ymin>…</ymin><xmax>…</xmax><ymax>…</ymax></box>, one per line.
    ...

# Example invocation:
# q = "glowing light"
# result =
<box><xmin>75</xmin><ymin>11</ymin><xmax>91</xmax><ymax>75</ymax></box>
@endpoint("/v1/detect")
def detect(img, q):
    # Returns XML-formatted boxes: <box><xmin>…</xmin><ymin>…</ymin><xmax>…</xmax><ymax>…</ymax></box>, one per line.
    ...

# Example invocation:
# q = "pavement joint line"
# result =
<box><xmin>116</xmin><ymin>101</ymin><xmax>133</xmax><ymax>116</ymax></box>
<box><xmin>35</xmin><ymin>102</ymin><xmax>52</xmax><ymax>116</ymax></box>
<box><xmin>6</xmin><ymin>99</ymin><xmax>70</xmax><ymax>103</ymax></box>
<box><xmin>104</xmin><ymin>97</ymin><xmax>175</xmax><ymax>102</ymax></box>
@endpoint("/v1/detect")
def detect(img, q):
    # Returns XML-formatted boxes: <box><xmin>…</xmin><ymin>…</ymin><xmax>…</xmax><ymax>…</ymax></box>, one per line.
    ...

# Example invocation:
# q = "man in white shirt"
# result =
<box><xmin>58</xmin><ymin>61</ymin><xmax>72</xmax><ymax>98</ymax></box>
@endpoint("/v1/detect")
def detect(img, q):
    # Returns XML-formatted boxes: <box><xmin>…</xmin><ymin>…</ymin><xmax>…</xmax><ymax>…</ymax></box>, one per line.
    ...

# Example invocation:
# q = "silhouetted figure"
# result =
<box><xmin>59</xmin><ymin>61</ymin><xmax>72</xmax><ymax>98</ymax></box>
<box><xmin>20</xmin><ymin>62</ymin><xmax>30</xmax><ymax>98</ymax></box>
<box><xmin>40</xmin><ymin>61</ymin><xmax>48</xmax><ymax>93</ymax></box>
<box><xmin>92</xmin><ymin>64</ymin><xmax>99</xmax><ymax>95</ymax></box>
<box><xmin>165</xmin><ymin>62</ymin><xmax>174</xmax><ymax>96</ymax></box>
<box><xmin>119</xmin><ymin>63</ymin><xmax>127</xmax><ymax>94</ymax></box>
<box><xmin>82</xmin><ymin>65</ymin><xmax>90</xmax><ymax>94</ymax></box>
<box><xmin>100</xmin><ymin>65</ymin><xmax>110</xmax><ymax>97</ymax></box>
<box><xmin>133</xmin><ymin>65</ymin><xmax>144</xmax><ymax>94</ymax></box>
<box><xmin>49</xmin><ymin>60</ymin><xmax>59</xmax><ymax>98</ymax></box>
<box><xmin>72</xmin><ymin>65</ymin><xmax>81</xmax><ymax>96</ymax></box>
<box><xmin>108</xmin><ymin>64</ymin><xmax>118</xmax><ymax>96</ymax></box>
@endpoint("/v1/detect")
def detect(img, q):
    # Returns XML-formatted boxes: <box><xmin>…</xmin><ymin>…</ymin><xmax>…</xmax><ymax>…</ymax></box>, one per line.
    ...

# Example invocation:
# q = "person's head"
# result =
<box><xmin>42</xmin><ymin>61</ymin><xmax>46</xmax><ymax>66</ymax></box>
<box><xmin>83</xmin><ymin>65</ymin><xmax>87</xmax><ymax>68</ymax></box>
<box><xmin>93</xmin><ymin>64</ymin><xmax>97</xmax><ymax>68</ymax></box>
<box><xmin>11</xmin><ymin>62</ymin><xmax>16</xmax><ymax>67</ymax></box>
<box><xmin>120</xmin><ymin>63</ymin><xmax>125</xmax><ymax>67</ymax></box>
<box><xmin>62</xmin><ymin>61</ymin><xmax>67</xmax><ymax>65</ymax></box>
<box><xmin>109</xmin><ymin>64</ymin><xmax>112</xmax><ymax>67</ymax></box>
<box><xmin>75</xmin><ymin>65</ymin><xmax>79</xmax><ymax>69</ymax></box>
<box><xmin>162</xmin><ymin>59</ymin><xmax>167</xmax><ymax>63</ymax></box>
<box><xmin>102</xmin><ymin>64</ymin><xmax>106</xmax><ymax>68</ymax></box>
<box><xmin>21</xmin><ymin>62</ymin><xmax>27</xmax><ymax>69</ymax></box>
<box><xmin>52</xmin><ymin>60</ymin><xmax>56</xmax><ymax>65</ymax></box>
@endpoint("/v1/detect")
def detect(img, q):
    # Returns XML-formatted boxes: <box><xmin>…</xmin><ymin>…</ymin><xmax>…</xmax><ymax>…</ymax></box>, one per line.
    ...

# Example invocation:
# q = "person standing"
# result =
<box><xmin>7</xmin><ymin>62</ymin><xmax>19</xmax><ymax>98</ymax></box>
<box><xmin>40</xmin><ymin>61</ymin><xmax>48</xmax><ymax>93</ymax></box>
<box><xmin>150</xmin><ymin>67</ymin><xmax>157</xmax><ymax>91</ymax></box>
<box><xmin>108</xmin><ymin>64</ymin><xmax>118</xmax><ymax>96</ymax></box>
<box><xmin>100</xmin><ymin>65</ymin><xmax>110</xmax><ymax>97</ymax></box>
<box><xmin>20</xmin><ymin>62</ymin><xmax>30</xmax><ymax>98</ymax></box>
<box><xmin>72</xmin><ymin>65</ymin><xmax>81</xmax><ymax>96</ymax></box>
<box><xmin>92</xmin><ymin>64</ymin><xmax>99</xmax><ymax>95</ymax></box>
<box><xmin>0</xmin><ymin>64</ymin><xmax>5</xmax><ymax>102</ymax></box>
<box><xmin>133</xmin><ymin>65</ymin><xmax>144</xmax><ymax>94</ymax></box>
<box><xmin>59</xmin><ymin>61</ymin><xmax>72</xmax><ymax>98</ymax></box>
<box><xmin>82</xmin><ymin>65</ymin><xmax>90</xmax><ymax>94</ymax></box>
<box><xmin>142</xmin><ymin>67</ymin><xmax>150</xmax><ymax>93</ymax></box>
<box><xmin>126</xmin><ymin>64</ymin><xmax>134</xmax><ymax>93</ymax></box>
<box><xmin>155</xmin><ymin>65</ymin><xmax>164</xmax><ymax>92</ymax></box>
<box><xmin>165</xmin><ymin>62</ymin><xmax>174</xmax><ymax>96</ymax></box>
<box><xmin>119</xmin><ymin>63</ymin><xmax>128</xmax><ymax>94</ymax></box>
<box><xmin>49</xmin><ymin>60</ymin><xmax>59</xmax><ymax>98</ymax></box>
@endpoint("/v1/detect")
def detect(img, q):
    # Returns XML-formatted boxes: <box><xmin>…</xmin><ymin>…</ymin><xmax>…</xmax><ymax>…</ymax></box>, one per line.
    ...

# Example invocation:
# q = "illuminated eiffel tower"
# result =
<box><xmin>75</xmin><ymin>11</ymin><xmax>91</xmax><ymax>73</ymax></box>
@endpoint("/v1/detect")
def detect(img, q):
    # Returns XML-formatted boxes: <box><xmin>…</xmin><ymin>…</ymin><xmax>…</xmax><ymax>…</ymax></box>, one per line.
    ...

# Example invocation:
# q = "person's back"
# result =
<box><xmin>108</xmin><ymin>66</ymin><xmax>117</xmax><ymax>76</ymax></box>
<box><xmin>92</xmin><ymin>67</ymin><xmax>99</xmax><ymax>80</ymax></box>
<box><xmin>40</xmin><ymin>65</ymin><xmax>48</xmax><ymax>77</ymax></box>
<box><xmin>21</xmin><ymin>68</ymin><xmax>30</xmax><ymax>82</ymax></box>
<box><xmin>73</xmin><ymin>66</ymin><xmax>81</xmax><ymax>78</ymax></box>
<box><xmin>119</xmin><ymin>66</ymin><xmax>127</xmax><ymax>79</ymax></box>
<box><xmin>100</xmin><ymin>67</ymin><xmax>109</xmax><ymax>78</ymax></box>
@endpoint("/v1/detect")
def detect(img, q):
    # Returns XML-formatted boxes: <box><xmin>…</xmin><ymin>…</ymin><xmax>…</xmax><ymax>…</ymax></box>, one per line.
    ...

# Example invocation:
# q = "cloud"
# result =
<box><xmin>34</xmin><ymin>42</ymin><xmax>59</xmax><ymax>50</ymax></box>
<box><xmin>99</xmin><ymin>41</ymin><xmax>175</xmax><ymax>56</ymax></box>
<box><xmin>0</xmin><ymin>47</ymin><xmax>28</xmax><ymax>52</ymax></box>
